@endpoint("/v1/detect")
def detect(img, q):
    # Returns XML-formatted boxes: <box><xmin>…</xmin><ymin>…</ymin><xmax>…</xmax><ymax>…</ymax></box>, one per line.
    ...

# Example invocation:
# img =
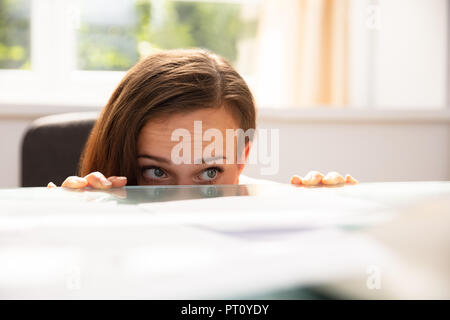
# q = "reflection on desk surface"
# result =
<box><xmin>111</xmin><ymin>184</ymin><xmax>254</xmax><ymax>204</ymax></box>
<box><xmin>2</xmin><ymin>181</ymin><xmax>450</xmax><ymax>206</ymax></box>
<box><xmin>1</xmin><ymin>184</ymin><xmax>256</xmax><ymax>205</ymax></box>
<box><xmin>0</xmin><ymin>182</ymin><xmax>449</xmax><ymax>299</ymax></box>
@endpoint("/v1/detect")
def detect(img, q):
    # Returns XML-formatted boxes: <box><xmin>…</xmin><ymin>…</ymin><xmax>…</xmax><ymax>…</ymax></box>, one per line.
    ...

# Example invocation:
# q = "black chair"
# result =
<box><xmin>21</xmin><ymin>112</ymin><xmax>99</xmax><ymax>187</ymax></box>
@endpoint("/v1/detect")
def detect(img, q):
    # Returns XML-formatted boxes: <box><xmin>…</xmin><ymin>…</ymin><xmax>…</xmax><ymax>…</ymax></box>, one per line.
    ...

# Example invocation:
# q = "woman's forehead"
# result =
<box><xmin>137</xmin><ymin>107</ymin><xmax>240</xmax><ymax>152</ymax></box>
<box><xmin>140</xmin><ymin>108</ymin><xmax>239</xmax><ymax>137</ymax></box>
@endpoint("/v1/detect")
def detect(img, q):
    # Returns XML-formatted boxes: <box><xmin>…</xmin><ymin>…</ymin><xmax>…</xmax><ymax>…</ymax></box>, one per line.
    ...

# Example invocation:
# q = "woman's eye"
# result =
<box><xmin>199</xmin><ymin>168</ymin><xmax>219</xmax><ymax>181</ymax></box>
<box><xmin>143</xmin><ymin>167</ymin><xmax>168</xmax><ymax>180</ymax></box>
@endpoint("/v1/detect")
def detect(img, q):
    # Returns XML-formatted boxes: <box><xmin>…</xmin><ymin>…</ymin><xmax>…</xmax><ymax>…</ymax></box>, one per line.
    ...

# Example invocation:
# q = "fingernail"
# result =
<box><xmin>109</xmin><ymin>176</ymin><xmax>127</xmax><ymax>182</ymax></box>
<box><xmin>290</xmin><ymin>175</ymin><xmax>302</xmax><ymax>185</ymax></box>
<box><xmin>101</xmin><ymin>177</ymin><xmax>112</xmax><ymax>186</ymax></box>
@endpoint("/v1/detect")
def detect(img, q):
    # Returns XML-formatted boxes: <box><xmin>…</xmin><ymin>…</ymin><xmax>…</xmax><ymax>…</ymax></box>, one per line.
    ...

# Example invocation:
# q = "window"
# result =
<box><xmin>0</xmin><ymin>0</ymin><xmax>31</xmax><ymax>69</ymax></box>
<box><xmin>254</xmin><ymin>0</ymin><xmax>448</xmax><ymax>109</ymax></box>
<box><xmin>77</xmin><ymin>0</ymin><xmax>259</xmax><ymax>76</ymax></box>
<box><xmin>0</xmin><ymin>0</ymin><xmax>261</xmax><ymax>106</ymax></box>
<box><xmin>0</xmin><ymin>0</ymin><xmax>448</xmax><ymax>110</ymax></box>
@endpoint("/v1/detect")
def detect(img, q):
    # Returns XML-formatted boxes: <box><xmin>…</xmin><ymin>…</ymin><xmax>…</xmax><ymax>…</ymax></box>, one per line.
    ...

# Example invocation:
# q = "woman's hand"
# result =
<box><xmin>290</xmin><ymin>171</ymin><xmax>357</xmax><ymax>187</ymax></box>
<box><xmin>47</xmin><ymin>172</ymin><xmax>127</xmax><ymax>189</ymax></box>
<box><xmin>49</xmin><ymin>170</ymin><xmax>356</xmax><ymax>189</ymax></box>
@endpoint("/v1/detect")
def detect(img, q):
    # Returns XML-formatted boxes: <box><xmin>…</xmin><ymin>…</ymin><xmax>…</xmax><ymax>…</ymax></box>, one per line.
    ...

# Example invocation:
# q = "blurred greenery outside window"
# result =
<box><xmin>0</xmin><ymin>0</ymin><xmax>30</xmax><ymax>69</ymax></box>
<box><xmin>77</xmin><ymin>0</ymin><xmax>260</xmax><ymax>75</ymax></box>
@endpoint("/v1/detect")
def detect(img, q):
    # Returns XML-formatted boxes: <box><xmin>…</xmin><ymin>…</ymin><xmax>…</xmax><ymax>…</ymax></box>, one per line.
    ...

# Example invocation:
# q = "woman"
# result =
<box><xmin>48</xmin><ymin>49</ymin><xmax>356</xmax><ymax>189</ymax></box>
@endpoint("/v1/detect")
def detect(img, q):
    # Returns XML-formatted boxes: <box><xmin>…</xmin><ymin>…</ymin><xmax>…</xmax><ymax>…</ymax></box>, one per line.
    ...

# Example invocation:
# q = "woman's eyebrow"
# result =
<box><xmin>137</xmin><ymin>154</ymin><xmax>171</xmax><ymax>163</ymax></box>
<box><xmin>138</xmin><ymin>154</ymin><xmax>227</xmax><ymax>164</ymax></box>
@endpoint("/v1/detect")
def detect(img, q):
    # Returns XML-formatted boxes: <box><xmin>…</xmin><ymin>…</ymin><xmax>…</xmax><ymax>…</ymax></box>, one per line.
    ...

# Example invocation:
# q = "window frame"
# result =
<box><xmin>0</xmin><ymin>0</ymin><xmax>258</xmax><ymax>109</ymax></box>
<box><xmin>0</xmin><ymin>0</ymin><xmax>448</xmax><ymax>113</ymax></box>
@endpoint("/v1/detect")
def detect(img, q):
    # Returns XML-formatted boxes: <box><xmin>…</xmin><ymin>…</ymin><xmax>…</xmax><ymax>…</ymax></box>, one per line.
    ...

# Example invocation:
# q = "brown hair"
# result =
<box><xmin>79</xmin><ymin>48</ymin><xmax>256</xmax><ymax>185</ymax></box>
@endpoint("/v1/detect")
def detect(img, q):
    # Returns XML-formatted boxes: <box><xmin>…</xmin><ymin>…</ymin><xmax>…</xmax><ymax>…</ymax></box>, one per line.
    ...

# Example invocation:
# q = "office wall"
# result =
<box><xmin>0</xmin><ymin>118</ymin><xmax>31</xmax><ymax>188</ymax></box>
<box><xmin>243</xmin><ymin>116</ymin><xmax>450</xmax><ymax>183</ymax></box>
<box><xmin>0</xmin><ymin>109</ymin><xmax>449</xmax><ymax>188</ymax></box>
<box><xmin>374</xmin><ymin>0</ymin><xmax>448</xmax><ymax>109</ymax></box>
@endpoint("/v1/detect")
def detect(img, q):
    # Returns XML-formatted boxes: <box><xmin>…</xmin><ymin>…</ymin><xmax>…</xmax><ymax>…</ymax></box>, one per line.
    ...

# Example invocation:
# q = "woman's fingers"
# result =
<box><xmin>107</xmin><ymin>176</ymin><xmax>128</xmax><ymax>188</ymax></box>
<box><xmin>301</xmin><ymin>171</ymin><xmax>324</xmax><ymax>186</ymax></box>
<box><xmin>47</xmin><ymin>182</ymin><xmax>57</xmax><ymax>188</ymax></box>
<box><xmin>322</xmin><ymin>171</ymin><xmax>345</xmax><ymax>185</ymax></box>
<box><xmin>345</xmin><ymin>174</ymin><xmax>358</xmax><ymax>184</ymax></box>
<box><xmin>290</xmin><ymin>175</ymin><xmax>302</xmax><ymax>186</ymax></box>
<box><xmin>55</xmin><ymin>173</ymin><xmax>127</xmax><ymax>189</ymax></box>
<box><xmin>84</xmin><ymin>171</ymin><xmax>112</xmax><ymax>189</ymax></box>
<box><xmin>61</xmin><ymin>176</ymin><xmax>89</xmax><ymax>189</ymax></box>
<box><xmin>290</xmin><ymin>171</ymin><xmax>358</xmax><ymax>187</ymax></box>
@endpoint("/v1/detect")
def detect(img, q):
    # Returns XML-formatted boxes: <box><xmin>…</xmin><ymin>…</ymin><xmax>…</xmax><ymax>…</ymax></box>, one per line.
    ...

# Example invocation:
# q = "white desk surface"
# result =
<box><xmin>1</xmin><ymin>182</ymin><xmax>449</xmax><ymax>299</ymax></box>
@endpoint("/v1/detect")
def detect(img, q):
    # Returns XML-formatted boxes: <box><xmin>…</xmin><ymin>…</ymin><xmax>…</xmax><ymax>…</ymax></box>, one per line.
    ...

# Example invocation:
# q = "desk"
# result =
<box><xmin>1</xmin><ymin>182</ymin><xmax>449</xmax><ymax>299</ymax></box>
